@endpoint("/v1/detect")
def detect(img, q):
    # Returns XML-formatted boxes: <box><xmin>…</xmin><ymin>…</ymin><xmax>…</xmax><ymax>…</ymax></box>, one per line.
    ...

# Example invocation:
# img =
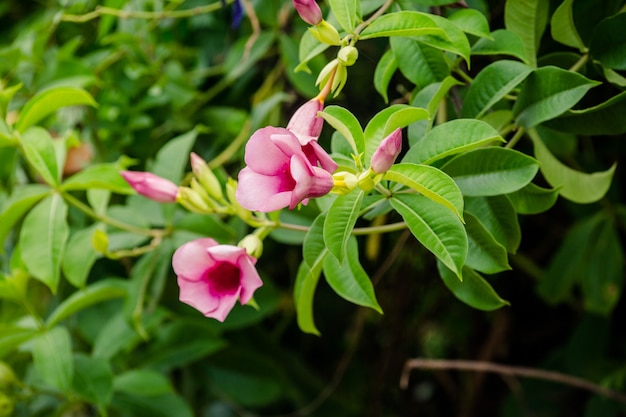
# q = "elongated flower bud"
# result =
<box><xmin>287</xmin><ymin>98</ymin><xmax>324</xmax><ymax>145</ymax></box>
<box><xmin>190</xmin><ymin>152</ymin><xmax>223</xmax><ymax>200</ymax></box>
<box><xmin>370</xmin><ymin>128</ymin><xmax>402</xmax><ymax>174</ymax></box>
<box><xmin>120</xmin><ymin>171</ymin><xmax>179</xmax><ymax>203</ymax></box>
<box><xmin>293</xmin><ymin>0</ymin><xmax>322</xmax><ymax>25</ymax></box>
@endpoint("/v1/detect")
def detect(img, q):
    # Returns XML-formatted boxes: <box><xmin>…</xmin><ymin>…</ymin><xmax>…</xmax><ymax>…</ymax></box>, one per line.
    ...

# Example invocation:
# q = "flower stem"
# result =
<box><xmin>505</xmin><ymin>127</ymin><xmax>526</xmax><ymax>149</ymax></box>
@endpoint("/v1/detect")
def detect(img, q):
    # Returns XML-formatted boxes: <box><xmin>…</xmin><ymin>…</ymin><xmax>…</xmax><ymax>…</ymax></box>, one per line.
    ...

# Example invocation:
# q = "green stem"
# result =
<box><xmin>62</xmin><ymin>192</ymin><xmax>165</xmax><ymax>237</ymax></box>
<box><xmin>505</xmin><ymin>127</ymin><xmax>526</xmax><ymax>149</ymax></box>
<box><xmin>568</xmin><ymin>53</ymin><xmax>589</xmax><ymax>73</ymax></box>
<box><xmin>353</xmin><ymin>0</ymin><xmax>395</xmax><ymax>37</ymax></box>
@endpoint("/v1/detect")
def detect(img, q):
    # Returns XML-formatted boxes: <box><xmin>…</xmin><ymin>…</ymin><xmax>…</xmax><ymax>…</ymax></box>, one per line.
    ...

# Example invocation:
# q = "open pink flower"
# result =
<box><xmin>172</xmin><ymin>238</ymin><xmax>263</xmax><ymax>322</ymax></box>
<box><xmin>236</xmin><ymin>127</ymin><xmax>335</xmax><ymax>212</ymax></box>
<box><xmin>370</xmin><ymin>128</ymin><xmax>402</xmax><ymax>174</ymax></box>
<box><xmin>120</xmin><ymin>171</ymin><xmax>179</xmax><ymax>203</ymax></box>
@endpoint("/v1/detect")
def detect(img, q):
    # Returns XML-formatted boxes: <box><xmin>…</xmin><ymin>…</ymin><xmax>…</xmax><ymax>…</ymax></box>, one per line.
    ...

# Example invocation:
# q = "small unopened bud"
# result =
<box><xmin>92</xmin><ymin>229</ymin><xmax>109</xmax><ymax>254</ymax></box>
<box><xmin>120</xmin><ymin>171</ymin><xmax>179</xmax><ymax>203</ymax></box>
<box><xmin>292</xmin><ymin>0</ymin><xmax>323</xmax><ymax>25</ymax></box>
<box><xmin>357</xmin><ymin>169</ymin><xmax>376</xmax><ymax>192</ymax></box>
<box><xmin>238</xmin><ymin>234</ymin><xmax>263</xmax><ymax>258</ymax></box>
<box><xmin>227</xmin><ymin>178</ymin><xmax>252</xmax><ymax>221</ymax></box>
<box><xmin>337</xmin><ymin>46</ymin><xmax>358</xmax><ymax>66</ymax></box>
<box><xmin>177</xmin><ymin>186</ymin><xmax>213</xmax><ymax>213</ymax></box>
<box><xmin>370</xmin><ymin>128</ymin><xmax>402</xmax><ymax>174</ymax></box>
<box><xmin>287</xmin><ymin>98</ymin><xmax>324</xmax><ymax>145</ymax></box>
<box><xmin>308</xmin><ymin>20</ymin><xmax>341</xmax><ymax>46</ymax></box>
<box><xmin>331</xmin><ymin>171</ymin><xmax>358</xmax><ymax>195</ymax></box>
<box><xmin>190</xmin><ymin>152</ymin><xmax>223</xmax><ymax>200</ymax></box>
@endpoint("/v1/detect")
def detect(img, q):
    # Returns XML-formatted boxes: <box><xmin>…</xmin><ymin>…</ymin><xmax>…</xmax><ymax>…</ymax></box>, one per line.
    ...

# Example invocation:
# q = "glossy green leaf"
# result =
<box><xmin>324</xmin><ymin>190</ymin><xmax>364</xmax><ymax>262</ymax></box>
<box><xmin>544</xmin><ymin>89</ymin><xmax>626</xmax><ymax>135</ymax></box>
<box><xmin>61</xmin><ymin>163</ymin><xmax>134</xmax><ymax>194</ymax></box>
<box><xmin>465</xmin><ymin>196</ymin><xmax>521</xmax><ymax>254</ymax></box>
<box><xmin>33</xmin><ymin>326</ymin><xmax>73</xmax><ymax>392</ymax></box>
<box><xmin>359</xmin><ymin>11</ymin><xmax>445</xmax><ymax>39</ymax></box>
<box><xmin>391</xmin><ymin>37</ymin><xmax>448</xmax><ymax>89</ymax></box>
<box><xmin>438</xmin><ymin>263</ymin><xmax>510</xmax><ymax>311</ymax></box>
<box><xmin>0</xmin><ymin>184</ymin><xmax>50</xmax><ymax>251</ymax></box>
<box><xmin>479</xmin><ymin>110</ymin><xmax>514</xmax><ymax>133</ymax></box>
<box><xmin>319</xmin><ymin>105</ymin><xmax>364</xmax><ymax>154</ymax></box>
<box><xmin>328</xmin><ymin>0</ymin><xmax>360</xmax><ymax>32</ymax></box>
<box><xmin>323</xmin><ymin>236</ymin><xmax>382</xmax><ymax>313</ymax></box>
<box><xmin>529</xmin><ymin>129</ymin><xmax>615</xmax><ymax>204</ymax></box>
<box><xmin>46</xmin><ymin>279</ymin><xmax>127</xmax><ymax>328</ymax></box>
<box><xmin>374</xmin><ymin>49</ymin><xmax>398</xmax><ymax>103</ymax></box>
<box><xmin>295</xmin><ymin>30</ymin><xmax>329</xmax><ymax>73</ymax></box>
<box><xmin>20</xmin><ymin>127</ymin><xmax>60</xmax><ymax>186</ymax></box>
<box><xmin>152</xmin><ymin>128</ymin><xmax>197</xmax><ymax>183</ymax></box>
<box><xmin>404</xmin><ymin>119</ymin><xmax>505</xmax><ymax>165</ymax></box>
<box><xmin>419</xmin><ymin>14</ymin><xmax>471</xmax><ymax>64</ymax></box>
<box><xmin>384</xmin><ymin>163</ymin><xmax>464</xmax><ymax>219</ymax></box>
<box><xmin>15</xmin><ymin>87</ymin><xmax>97</xmax><ymax>133</ymax></box>
<box><xmin>391</xmin><ymin>194</ymin><xmax>467</xmax><ymax>277</ymax></box>
<box><xmin>114</xmin><ymin>369</ymin><xmax>173</xmax><ymax>396</ymax></box>
<box><xmin>471</xmin><ymin>29</ymin><xmax>529</xmax><ymax>64</ymax></box>
<box><xmin>504</xmin><ymin>0</ymin><xmax>549</xmax><ymax>67</ymax></box>
<box><xmin>0</xmin><ymin>326</ymin><xmax>38</xmax><ymax>358</ymax></box>
<box><xmin>441</xmin><ymin>147</ymin><xmax>539</xmax><ymax>197</ymax></box>
<box><xmin>383</xmin><ymin>107</ymin><xmax>429</xmax><ymax>139</ymax></box>
<box><xmin>512</xmin><ymin>66</ymin><xmax>600</xmax><ymax>128</ymax></box>
<box><xmin>461</xmin><ymin>60</ymin><xmax>532</xmax><ymax>118</ymax></box>
<box><xmin>448</xmin><ymin>8</ymin><xmax>492</xmax><ymax>39</ymax></box>
<box><xmin>0</xmin><ymin>82</ymin><xmax>21</xmax><ymax>120</ymax></box>
<box><xmin>589</xmin><ymin>13</ymin><xmax>626</xmax><ymax>70</ymax></box>
<box><xmin>19</xmin><ymin>193</ymin><xmax>69</xmax><ymax>293</ymax></box>
<box><xmin>73</xmin><ymin>354</ymin><xmax>114</xmax><ymax>407</ymax></box>
<box><xmin>551</xmin><ymin>0</ymin><xmax>585</xmax><ymax>50</ymax></box>
<box><xmin>506</xmin><ymin>183</ymin><xmax>559</xmax><ymax>214</ymax></box>
<box><xmin>61</xmin><ymin>226</ymin><xmax>100</xmax><ymax>288</ymax></box>
<box><xmin>464</xmin><ymin>211</ymin><xmax>511</xmax><ymax>274</ymax></box>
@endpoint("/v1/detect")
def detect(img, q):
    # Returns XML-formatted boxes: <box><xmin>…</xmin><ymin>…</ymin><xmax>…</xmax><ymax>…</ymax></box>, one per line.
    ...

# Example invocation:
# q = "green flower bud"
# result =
<box><xmin>226</xmin><ymin>178</ymin><xmax>252</xmax><ymax>222</ymax></box>
<box><xmin>308</xmin><ymin>20</ymin><xmax>341</xmax><ymax>46</ymax></box>
<box><xmin>238</xmin><ymin>234</ymin><xmax>263</xmax><ymax>258</ymax></box>
<box><xmin>337</xmin><ymin>46</ymin><xmax>358</xmax><ymax>66</ymax></box>
<box><xmin>177</xmin><ymin>186</ymin><xmax>213</xmax><ymax>213</ymax></box>
<box><xmin>357</xmin><ymin>169</ymin><xmax>376</xmax><ymax>192</ymax></box>
<box><xmin>190</xmin><ymin>152</ymin><xmax>223</xmax><ymax>200</ymax></box>
<box><xmin>331</xmin><ymin>171</ymin><xmax>358</xmax><ymax>195</ymax></box>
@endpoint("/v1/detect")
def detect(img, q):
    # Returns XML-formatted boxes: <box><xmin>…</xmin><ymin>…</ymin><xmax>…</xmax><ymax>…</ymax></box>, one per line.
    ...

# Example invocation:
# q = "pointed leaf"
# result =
<box><xmin>324</xmin><ymin>190</ymin><xmax>364</xmax><ymax>262</ymax></box>
<box><xmin>20</xmin><ymin>127</ymin><xmax>60</xmax><ymax>186</ymax></box>
<box><xmin>589</xmin><ymin>12</ymin><xmax>626</xmax><ymax>70</ymax></box>
<box><xmin>391</xmin><ymin>194</ymin><xmax>467</xmax><ymax>277</ymax></box>
<box><xmin>328</xmin><ymin>0</ymin><xmax>360</xmax><ymax>33</ymax></box>
<box><xmin>504</xmin><ymin>0</ymin><xmax>549</xmax><ymax>67</ymax></box>
<box><xmin>19</xmin><ymin>194</ymin><xmax>69</xmax><ymax>293</ymax></box>
<box><xmin>441</xmin><ymin>147</ymin><xmax>539</xmax><ymax>197</ymax></box>
<box><xmin>529</xmin><ymin>129</ymin><xmax>615</xmax><ymax>204</ymax></box>
<box><xmin>61</xmin><ymin>163</ymin><xmax>134</xmax><ymax>194</ymax></box>
<box><xmin>465</xmin><ymin>196</ymin><xmax>521</xmax><ymax>253</ymax></box>
<box><xmin>323</xmin><ymin>236</ymin><xmax>382</xmax><ymax>313</ymax></box>
<box><xmin>464</xmin><ymin>211</ymin><xmax>511</xmax><ymax>274</ymax></box>
<box><xmin>448</xmin><ymin>8</ymin><xmax>492</xmax><ymax>39</ymax></box>
<box><xmin>471</xmin><ymin>29</ymin><xmax>529</xmax><ymax>64</ymax></box>
<box><xmin>404</xmin><ymin>119</ymin><xmax>505</xmax><ymax>165</ymax></box>
<box><xmin>73</xmin><ymin>354</ymin><xmax>114</xmax><ymax>407</ymax></box>
<box><xmin>61</xmin><ymin>226</ymin><xmax>100</xmax><ymax>288</ymax></box>
<box><xmin>33</xmin><ymin>326</ymin><xmax>73</xmax><ymax>392</ymax></box>
<box><xmin>0</xmin><ymin>184</ymin><xmax>50</xmax><ymax>251</ymax></box>
<box><xmin>419</xmin><ymin>14</ymin><xmax>471</xmax><ymax>64</ymax></box>
<box><xmin>374</xmin><ymin>49</ymin><xmax>398</xmax><ymax>103</ymax></box>
<box><xmin>359</xmin><ymin>11</ymin><xmax>445</xmax><ymax>39</ymax></box>
<box><xmin>438</xmin><ymin>263</ymin><xmax>510</xmax><ymax>311</ymax></box>
<box><xmin>391</xmin><ymin>37</ymin><xmax>448</xmax><ymax>89</ymax></box>
<box><xmin>16</xmin><ymin>87</ymin><xmax>97</xmax><ymax>133</ymax></box>
<box><xmin>512</xmin><ymin>66</ymin><xmax>600</xmax><ymax>128</ymax></box>
<box><xmin>319</xmin><ymin>106</ymin><xmax>364</xmax><ymax>154</ymax></box>
<box><xmin>152</xmin><ymin>128</ymin><xmax>197</xmax><ymax>183</ymax></box>
<box><xmin>296</xmin><ymin>30</ymin><xmax>329</xmax><ymax>73</ymax></box>
<box><xmin>384</xmin><ymin>163</ymin><xmax>464</xmax><ymax>219</ymax></box>
<box><xmin>506</xmin><ymin>183</ymin><xmax>559</xmax><ymax>214</ymax></box>
<box><xmin>551</xmin><ymin>0</ymin><xmax>585</xmax><ymax>50</ymax></box>
<box><xmin>461</xmin><ymin>60</ymin><xmax>532</xmax><ymax>118</ymax></box>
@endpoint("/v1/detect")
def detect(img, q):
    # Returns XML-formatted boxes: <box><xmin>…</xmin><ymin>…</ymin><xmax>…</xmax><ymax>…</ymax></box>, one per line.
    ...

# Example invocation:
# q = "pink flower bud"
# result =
<box><xmin>173</xmin><ymin>238</ymin><xmax>263</xmax><ymax>322</ymax></box>
<box><xmin>292</xmin><ymin>0</ymin><xmax>323</xmax><ymax>25</ymax></box>
<box><xmin>120</xmin><ymin>171</ymin><xmax>179</xmax><ymax>203</ymax></box>
<box><xmin>287</xmin><ymin>98</ymin><xmax>324</xmax><ymax>146</ymax></box>
<box><xmin>370</xmin><ymin>128</ymin><xmax>402</xmax><ymax>174</ymax></box>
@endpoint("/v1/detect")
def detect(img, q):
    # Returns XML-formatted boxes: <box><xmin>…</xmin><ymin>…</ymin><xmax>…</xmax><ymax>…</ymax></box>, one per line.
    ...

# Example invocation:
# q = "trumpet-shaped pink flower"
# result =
<box><xmin>370</xmin><ymin>128</ymin><xmax>402</xmax><ymax>174</ymax></box>
<box><xmin>120</xmin><ymin>171</ymin><xmax>179</xmax><ymax>203</ymax></box>
<box><xmin>172</xmin><ymin>238</ymin><xmax>263</xmax><ymax>322</ymax></box>
<box><xmin>292</xmin><ymin>0</ymin><xmax>323</xmax><ymax>25</ymax></box>
<box><xmin>236</xmin><ymin>127</ymin><xmax>335</xmax><ymax>212</ymax></box>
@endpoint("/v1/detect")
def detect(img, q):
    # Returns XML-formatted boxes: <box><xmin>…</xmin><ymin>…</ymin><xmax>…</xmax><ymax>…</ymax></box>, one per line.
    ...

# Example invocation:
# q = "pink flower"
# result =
<box><xmin>236</xmin><ymin>127</ymin><xmax>335</xmax><ymax>212</ymax></box>
<box><xmin>172</xmin><ymin>238</ymin><xmax>263</xmax><ymax>322</ymax></box>
<box><xmin>370</xmin><ymin>128</ymin><xmax>402</xmax><ymax>174</ymax></box>
<box><xmin>292</xmin><ymin>0</ymin><xmax>323</xmax><ymax>25</ymax></box>
<box><xmin>120</xmin><ymin>171</ymin><xmax>179</xmax><ymax>203</ymax></box>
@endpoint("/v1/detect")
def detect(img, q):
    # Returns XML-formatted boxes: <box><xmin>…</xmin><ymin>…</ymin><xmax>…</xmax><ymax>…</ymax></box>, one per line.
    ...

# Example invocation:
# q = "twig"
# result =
<box><xmin>400</xmin><ymin>358</ymin><xmax>626</xmax><ymax>405</ymax></box>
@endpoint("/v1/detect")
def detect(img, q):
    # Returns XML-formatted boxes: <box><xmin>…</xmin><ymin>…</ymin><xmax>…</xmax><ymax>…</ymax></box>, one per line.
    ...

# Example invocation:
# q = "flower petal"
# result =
<box><xmin>237</xmin><ymin>256</ymin><xmax>263</xmax><ymax>304</ymax></box>
<box><xmin>244</xmin><ymin>127</ymin><xmax>292</xmax><ymax>174</ymax></box>
<box><xmin>172</xmin><ymin>238</ymin><xmax>218</xmax><ymax>281</ymax></box>
<box><xmin>178</xmin><ymin>275</ymin><xmax>220</xmax><ymax>315</ymax></box>
<box><xmin>209</xmin><ymin>292</ymin><xmax>240</xmax><ymax>322</ymax></box>
<box><xmin>236</xmin><ymin>167</ymin><xmax>293</xmax><ymax>212</ymax></box>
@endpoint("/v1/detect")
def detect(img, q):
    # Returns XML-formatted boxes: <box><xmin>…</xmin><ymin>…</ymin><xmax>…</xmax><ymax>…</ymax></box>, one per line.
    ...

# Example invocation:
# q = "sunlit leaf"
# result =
<box><xmin>374</xmin><ymin>49</ymin><xmax>398</xmax><ymax>103</ymax></box>
<box><xmin>448</xmin><ymin>8</ymin><xmax>492</xmax><ymax>39</ymax></box>
<box><xmin>471</xmin><ymin>29</ymin><xmax>529</xmax><ymax>64</ymax></box>
<box><xmin>504</xmin><ymin>0</ymin><xmax>549</xmax><ymax>67</ymax></box>
<box><xmin>551</xmin><ymin>0</ymin><xmax>585</xmax><ymax>50</ymax></box>
<box><xmin>438</xmin><ymin>262</ymin><xmax>510</xmax><ymax>311</ymax></box>
<box><xmin>61</xmin><ymin>163</ymin><xmax>134</xmax><ymax>194</ymax></box>
<box><xmin>390</xmin><ymin>37</ymin><xmax>448</xmax><ymax>89</ymax></box>
<box><xmin>319</xmin><ymin>105</ymin><xmax>364</xmax><ymax>154</ymax></box>
<box><xmin>506</xmin><ymin>183</ymin><xmax>559</xmax><ymax>214</ymax></box>
<box><xmin>20</xmin><ymin>127</ymin><xmax>60</xmax><ymax>186</ymax></box>
<box><xmin>328</xmin><ymin>0</ymin><xmax>361</xmax><ymax>32</ymax></box>
<box><xmin>324</xmin><ymin>190</ymin><xmax>364</xmax><ymax>262</ymax></box>
<box><xmin>0</xmin><ymin>184</ymin><xmax>50</xmax><ymax>251</ymax></box>
<box><xmin>359</xmin><ymin>11</ymin><xmax>445</xmax><ymax>39</ymax></box>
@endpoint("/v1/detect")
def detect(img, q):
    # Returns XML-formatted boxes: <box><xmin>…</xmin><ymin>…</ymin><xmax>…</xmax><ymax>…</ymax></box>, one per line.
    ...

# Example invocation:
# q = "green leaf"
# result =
<box><xmin>15</xmin><ymin>87</ymin><xmax>97</xmax><ymax>133</ymax></box>
<box><xmin>404</xmin><ymin>119</ymin><xmax>505</xmax><ymax>165</ymax></box>
<box><xmin>61</xmin><ymin>163</ymin><xmax>134</xmax><ymax>194</ymax></box>
<box><xmin>438</xmin><ymin>263</ymin><xmax>510</xmax><ymax>311</ymax></box>
<box><xmin>323</xmin><ymin>236</ymin><xmax>382</xmax><ymax>313</ymax></box>
<box><xmin>73</xmin><ymin>354</ymin><xmax>113</xmax><ymax>407</ymax></box>
<box><xmin>506</xmin><ymin>183</ymin><xmax>559</xmax><ymax>214</ymax></box>
<box><xmin>61</xmin><ymin>226</ymin><xmax>100</xmax><ymax>288</ymax></box>
<box><xmin>45</xmin><ymin>279</ymin><xmax>128</xmax><ymax>328</ymax></box>
<box><xmin>551</xmin><ymin>0</ymin><xmax>585</xmax><ymax>50</ymax></box>
<box><xmin>465</xmin><ymin>196</ymin><xmax>521</xmax><ymax>254</ymax></box>
<box><xmin>0</xmin><ymin>326</ymin><xmax>38</xmax><ymax>358</ymax></box>
<box><xmin>513</xmin><ymin>66</ymin><xmax>600</xmax><ymax>129</ymax></box>
<box><xmin>0</xmin><ymin>184</ymin><xmax>50</xmax><ymax>251</ymax></box>
<box><xmin>374</xmin><ymin>49</ymin><xmax>398</xmax><ymax>103</ymax></box>
<box><xmin>19</xmin><ymin>193</ymin><xmax>69</xmax><ymax>293</ymax></box>
<box><xmin>589</xmin><ymin>13</ymin><xmax>626</xmax><ymax>70</ymax></box>
<box><xmin>464</xmin><ymin>211</ymin><xmax>511</xmax><ymax>274</ymax></box>
<box><xmin>295</xmin><ymin>30</ymin><xmax>329</xmax><ymax>73</ymax></box>
<box><xmin>152</xmin><ymin>128</ymin><xmax>197</xmax><ymax>183</ymax></box>
<box><xmin>319</xmin><ymin>106</ymin><xmax>364</xmax><ymax>154</ymax></box>
<box><xmin>419</xmin><ymin>14</ymin><xmax>471</xmax><ymax>64</ymax></box>
<box><xmin>529</xmin><ymin>129</ymin><xmax>615</xmax><ymax>204</ymax></box>
<box><xmin>544</xmin><ymin>90</ymin><xmax>626</xmax><ymax>135</ymax></box>
<box><xmin>441</xmin><ymin>147</ymin><xmax>539</xmax><ymax>197</ymax></box>
<box><xmin>20</xmin><ymin>127</ymin><xmax>60</xmax><ymax>186</ymax></box>
<box><xmin>0</xmin><ymin>82</ymin><xmax>21</xmax><ymax>120</ymax></box>
<box><xmin>114</xmin><ymin>369</ymin><xmax>173</xmax><ymax>396</ymax></box>
<box><xmin>391</xmin><ymin>194</ymin><xmax>467</xmax><ymax>277</ymax></box>
<box><xmin>33</xmin><ymin>326</ymin><xmax>73</xmax><ymax>392</ymax></box>
<box><xmin>504</xmin><ymin>0</ymin><xmax>549</xmax><ymax>67</ymax></box>
<box><xmin>448</xmin><ymin>8</ymin><xmax>492</xmax><ymax>39</ymax></box>
<box><xmin>359</xmin><ymin>11</ymin><xmax>445</xmax><ymax>39</ymax></box>
<box><xmin>279</xmin><ymin>34</ymin><xmax>321</xmax><ymax>97</ymax></box>
<box><xmin>391</xmin><ymin>37</ymin><xmax>448</xmax><ymax>89</ymax></box>
<box><xmin>471</xmin><ymin>29</ymin><xmax>529</xmax><ymax>64</ymax></box>
<box><xmin>324</xmin><ymin>190</ymin><xmax>364</xmax><ymax>262</ymax></box>
<box><xmin>328</xmin><ymin>0</ymin><xmax>361</xmax><ymax>32</ymax></box>
<box><xmin>461</xmin><ymin>60</ymin><xmax>532</xmax><ymax>118</ymax></box>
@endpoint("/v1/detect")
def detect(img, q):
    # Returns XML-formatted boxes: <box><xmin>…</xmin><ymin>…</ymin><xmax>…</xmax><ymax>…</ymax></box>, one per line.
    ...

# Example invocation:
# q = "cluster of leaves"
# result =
<box><xmin>0</xmin><ymin>0</ymin><xmax>625</xmax><ymax>416</ymax></box>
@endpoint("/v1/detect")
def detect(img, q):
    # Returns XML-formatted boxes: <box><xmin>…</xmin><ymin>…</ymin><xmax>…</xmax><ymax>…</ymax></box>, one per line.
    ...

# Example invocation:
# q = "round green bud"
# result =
<box><xmin>337</xmin><ymin>46</ymin><xmax>359</xmax><ymax>66</ymax></box>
